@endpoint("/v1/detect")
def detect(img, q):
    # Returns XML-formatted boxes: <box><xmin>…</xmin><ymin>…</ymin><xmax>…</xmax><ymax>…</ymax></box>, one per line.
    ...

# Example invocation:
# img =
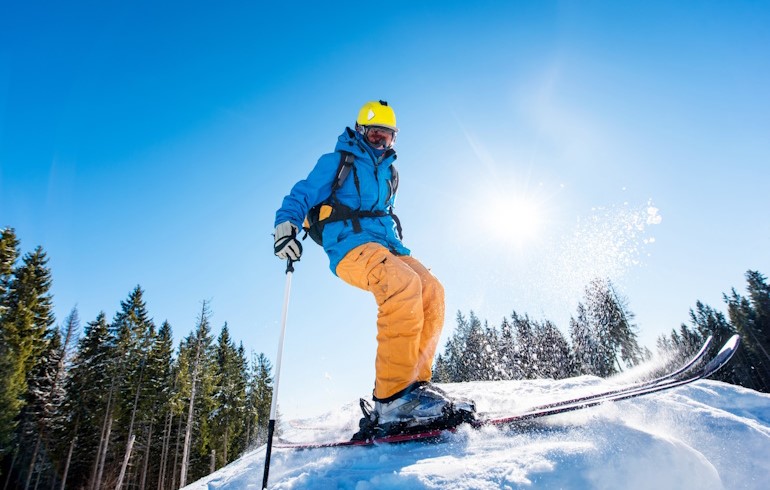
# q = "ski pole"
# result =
<box><xmin>262</xmin><ymin>258</ymin><xmax>294</xmax><ymax>490</ymax></box>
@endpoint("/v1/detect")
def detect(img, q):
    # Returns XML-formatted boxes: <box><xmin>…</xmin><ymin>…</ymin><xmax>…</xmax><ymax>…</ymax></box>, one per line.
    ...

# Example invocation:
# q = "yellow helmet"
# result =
<box><xmin>356</xmin><ymin>100</ymin><xmax>398</xmax><ymax>131</ymax></box>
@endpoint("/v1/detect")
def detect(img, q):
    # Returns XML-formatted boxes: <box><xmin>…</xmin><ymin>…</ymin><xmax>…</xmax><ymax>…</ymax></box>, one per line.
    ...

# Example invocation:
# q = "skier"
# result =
<box><xmin>273</xmin><ymin>100</ymin><xmax>473</xmax><ymax>435</ymax></box>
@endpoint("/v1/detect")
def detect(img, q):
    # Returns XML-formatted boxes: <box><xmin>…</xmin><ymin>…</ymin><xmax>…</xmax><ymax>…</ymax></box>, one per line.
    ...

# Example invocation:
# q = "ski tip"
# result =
<box><xmin>703</xmin><ymin>335</ymin><xmax>741</xmax><ymax>378</ymax></box>
<box><xmin>720</xmin><ymin>335</ymin><xmax>741</xmax><ymax>354</ymax></box>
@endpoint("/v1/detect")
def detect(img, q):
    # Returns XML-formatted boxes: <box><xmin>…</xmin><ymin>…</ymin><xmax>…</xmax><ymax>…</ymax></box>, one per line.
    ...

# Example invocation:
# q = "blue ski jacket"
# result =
<box><xmin>275</xmin><ymin>128</ymin><xmax>410</xmax><ymax>274</ymax></box>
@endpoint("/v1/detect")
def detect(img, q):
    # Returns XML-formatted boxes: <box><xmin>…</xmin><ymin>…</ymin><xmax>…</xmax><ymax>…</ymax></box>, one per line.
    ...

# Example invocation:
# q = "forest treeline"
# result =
<box><xmin>433</xmin><ymin>277</ymin><xmax>653</xmax><ymax>383</ymax></box>
<box><xmin>433</xmin><ymin>270</ymin><xmax>770</xmax><ymax>395</ymax></box>
<box><xmin>0</xmin><ymin>228</ymin><xmax>274</xmax><ymax>489</ymax></box>
<box><xmin>3</xmin><ymin>226</ymin><xmax>769</xmax><ymax>488</ymax></box>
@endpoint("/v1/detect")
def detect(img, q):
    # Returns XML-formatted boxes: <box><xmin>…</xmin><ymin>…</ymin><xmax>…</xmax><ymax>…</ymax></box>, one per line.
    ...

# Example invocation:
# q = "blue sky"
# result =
<box><xmin>2</xmin><ymin>1</ymin><xmax>768</xmax><ymax>418</ymax></box>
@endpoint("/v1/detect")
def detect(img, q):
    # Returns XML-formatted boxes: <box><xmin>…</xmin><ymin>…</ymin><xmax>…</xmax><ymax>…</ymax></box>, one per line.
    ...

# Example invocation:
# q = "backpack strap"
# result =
<box><xmin>303</xmin><ymin>149</ymin><xmax>403</xmax><ymax>245</ymax></box>
<box><xmin>333</xmin><ymin>151</ymin><xmax>355</xmax><ymax>192</ymax></box>
<box><xmin>385</xmin><ymin>164</ymin><xmax>401</xmax><ymax>239</ymax></box>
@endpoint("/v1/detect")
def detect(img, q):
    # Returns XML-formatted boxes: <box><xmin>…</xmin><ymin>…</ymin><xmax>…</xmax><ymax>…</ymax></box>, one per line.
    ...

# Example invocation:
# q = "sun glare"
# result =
<box><xmin>481</xmin><ymin>193</ymin><xmax>545</xmax><ymax>246</ymax></box>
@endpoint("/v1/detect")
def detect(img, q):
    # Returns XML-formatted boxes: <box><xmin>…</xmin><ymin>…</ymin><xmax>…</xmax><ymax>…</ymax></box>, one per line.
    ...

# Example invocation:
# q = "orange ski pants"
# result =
<box><xmin>336</xmin><ymin>243</ymin><xmax>445</xmax><ymax>400</ymax></box>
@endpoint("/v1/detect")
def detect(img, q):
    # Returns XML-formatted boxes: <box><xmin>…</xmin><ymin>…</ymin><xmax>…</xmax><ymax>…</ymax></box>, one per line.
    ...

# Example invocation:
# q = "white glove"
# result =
<box><xmin>274</xmin><ymin>221</ymin><xmax>302</xmax><ymax>261</ymax></box>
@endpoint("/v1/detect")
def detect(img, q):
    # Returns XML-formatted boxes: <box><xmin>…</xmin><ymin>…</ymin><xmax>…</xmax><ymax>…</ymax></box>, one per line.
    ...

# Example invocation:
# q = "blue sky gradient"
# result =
<box><xmin>2</xmin><ymin>1</ymin><xmax>768</xmax><ymax>417</ymax></box>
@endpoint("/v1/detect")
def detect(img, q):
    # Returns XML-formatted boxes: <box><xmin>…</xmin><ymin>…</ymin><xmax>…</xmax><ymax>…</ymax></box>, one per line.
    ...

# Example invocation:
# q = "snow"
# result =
<box><xmin>183</xmin><ymin>378</ymin><xmax>770</xmax><ymax>489</ymax></box>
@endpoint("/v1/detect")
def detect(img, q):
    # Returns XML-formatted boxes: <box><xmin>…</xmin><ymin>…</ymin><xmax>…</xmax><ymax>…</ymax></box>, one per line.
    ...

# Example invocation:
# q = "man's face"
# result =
<box><xmin>364</xmin><ymin>126</ymin><xmax>396</xmax><ymax>149</ymax></box>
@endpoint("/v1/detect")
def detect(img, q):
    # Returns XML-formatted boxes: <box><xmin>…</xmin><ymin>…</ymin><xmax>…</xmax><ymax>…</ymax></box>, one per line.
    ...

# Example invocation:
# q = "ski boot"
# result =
<box><xmin>351</xmin><ymin>382</ymin><xmax>476</xmax><ymax>441</ymax></box>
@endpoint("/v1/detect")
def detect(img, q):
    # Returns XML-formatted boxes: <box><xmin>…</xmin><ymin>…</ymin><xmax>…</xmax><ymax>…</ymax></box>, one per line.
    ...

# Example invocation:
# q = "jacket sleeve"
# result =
<box><xmin>274</xmin><ymin>152</ymin><xmax>339</xmax><ymax>229</ymax></box>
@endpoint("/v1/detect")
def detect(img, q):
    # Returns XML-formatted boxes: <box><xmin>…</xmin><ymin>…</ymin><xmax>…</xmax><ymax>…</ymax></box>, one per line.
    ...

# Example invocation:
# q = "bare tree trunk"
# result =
<box><xmin>120</xmin><ymin>360</ymin><xmax>146</xmax><ymax>490</ymax></box>
<box><xmin>127</xmin><ymin>364</ymin><xmax>146</xmax><ymax>444</ymax></box>
<box><xmin>90</xmin><ymin>419</ymin><xmax>105</xmax><ymax>490</ymax></box>
<box><xmin>91</xmin><ymin>381</ymin><xmax>115</xmax><ymax>490</ymax></box>
<box><xmin>179</xmin><ymin>373</ymin><xmax>197</xmax><ymax>488</ymax></box>
<box><xmin>170</xmin><ymin>415</ymin><xmax>182</xmax><ymax>490</ymax></box>
<box><xmin>24</xmin><ymin>434</ymin><xmax>43</xmax><ymax>490</ymax></box>
<box><xmin>210</xmin><ymin>450</ymin><xmax>215</xmax><ymax>474</ymax></box>
<box><xmin>223</xmin><ymin>426</ymin><xmax>228</xmax><ymax>464</ymax></box>
<box><xmin>3</xmin><ymin>447</ymin><xmax>19</xmax><ymax>490</ymax></box>
<box><xmin>157</xmin><ymin>411</ymin><xmax>172</xmax><ymax>490</ymax></box>
<box><xmin>60</xmin><ymin>435</ymin><xmax>77</xmax><ymax>490</ymax></box>
<box><xmin>244</xmin><ymin>414</ymin><xmax>252</xmax><ymax>449</ymax></box>
<box><xmin>115</xmin><ymin>435</ymin><xmax>135</xmax><ymax>490</ymax></box>
<box><xmin>94</xmin><ymin>416</ymin><xmax>113</xmax><ymax>490</ymax></box>
<box><xmin>139</xmin><ymin>422</ymin><xmax>153</xmax><ymax>490</ymax></box>
<box><xmin>179</xmin><ymin>311</ymin><xmax>208</xmax><ymax>490</ymax></box>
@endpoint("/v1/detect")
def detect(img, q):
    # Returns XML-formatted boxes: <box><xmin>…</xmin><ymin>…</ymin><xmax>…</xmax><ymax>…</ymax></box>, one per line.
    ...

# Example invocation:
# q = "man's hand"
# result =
<box><xmin>274</xmin><ymin>221</ymin><xmax>302</xmax><ymax>261</ymax></box>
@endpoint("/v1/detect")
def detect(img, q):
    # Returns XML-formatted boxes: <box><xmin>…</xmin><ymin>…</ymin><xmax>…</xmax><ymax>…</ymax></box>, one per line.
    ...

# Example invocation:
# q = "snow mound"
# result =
<box><xmin>184</xmin><ymin>379</ymin><xmax>770</xmax><ymax>490</ymax></box>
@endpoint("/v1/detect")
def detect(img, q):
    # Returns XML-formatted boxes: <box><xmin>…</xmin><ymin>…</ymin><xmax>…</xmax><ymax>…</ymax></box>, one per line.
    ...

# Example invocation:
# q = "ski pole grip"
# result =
<box><xmin>286</xmin><ymin>258</ymin><xmax>295</xmax><ymax>274</ymax></box>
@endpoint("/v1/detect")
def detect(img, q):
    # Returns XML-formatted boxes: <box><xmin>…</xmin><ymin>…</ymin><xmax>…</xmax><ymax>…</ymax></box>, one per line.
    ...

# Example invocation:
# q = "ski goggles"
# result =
<box><xmin>362</xmin><ymin>125</ymin><xmax>397</xmax><ymax>148</ymax></box>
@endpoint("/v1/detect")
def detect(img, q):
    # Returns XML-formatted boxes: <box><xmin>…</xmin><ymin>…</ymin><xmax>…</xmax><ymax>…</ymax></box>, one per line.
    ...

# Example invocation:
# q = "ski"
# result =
<box><xmin>484</xmin><ymin>334</ymin><xmax>713</xmax><ymax>418</ymax></box>
<box><xmin>296</xmin><ymin>334</ymin><xmax>714</xmax><ymax>434</ymax></box>
<box><xmin>275</xmin><ymin>335</ymin><xmax>738</xmax><ymax>450</ymax></box>
<box><xmin>282</xmin><ymin>336</ymin><xmax>714</xmax><ymax>434</ymax></box>
<box><xmin>481</xmin><ymin>334</ymin><xmax>739</xmax><ymax>427</ymax></box>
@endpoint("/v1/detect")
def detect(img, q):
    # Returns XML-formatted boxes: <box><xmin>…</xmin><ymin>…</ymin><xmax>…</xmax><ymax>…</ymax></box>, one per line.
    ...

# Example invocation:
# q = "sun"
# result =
<box><xmin>480</xmin><ymin>193</ymin><xmax>545</xmax><ymax>246</ymax></box>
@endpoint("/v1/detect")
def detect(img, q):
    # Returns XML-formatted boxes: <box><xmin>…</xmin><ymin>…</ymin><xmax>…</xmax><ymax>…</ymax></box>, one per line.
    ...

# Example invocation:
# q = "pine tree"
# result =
<box><xmin>177</xmin><ymin>301</ymin><xmax>215</xmax><ymax>487</ymax></box>
<box><xmin>496</xmin><ymin>317</ymin><xmax>521</xmax><ymax>380</ymax></box>
<box><xmin>433</xmin><ymin>311</ymin><xmax>490</xmax><ymax>382</ymax></box>
<box><xmin>605</xmin><ymin>282</ymin><xmax>644</xmax><ymax>369</ymax></box>
<box><xmin>20</xmin><ymin>331</ymin><xmax>63</xmax><ymax>488</ymax></box>
<box><xmin>464</xmin><ymin>313</ymin><xmax>490</xmax><ymax>380</ymax></box>
<box><xmin>431</xmin><ymin>353</ymin><xmax>451</xmax><ymax>384</ymax></box>
<box><xmin>13</xmin><ymin>247</ymin><xmax>55</xmax><ymax>363</ymax></box>
<box><xmin>511</xmin><ymin>312</ymin><xmax>540</xmax><ymax>379</ymax></box>
<box><xmin>0</xmin><ymin>242</ymin><xmax>54</xmax><ymax>461</ymax></box>
<box><xmin>570</xmin><ymin>303</ymin><xmax>603</xmax><ymax>376</ymax></box>
<box><xmin>537</xmin><ymin>320</ymin><xmax>576</xmax><ymax>380</ymax></box>
<box><xmin>230</xmin><ymin>343</ymin><xmax>250</xmax><ymax>456</ymax></box>
<box><xmin>112</xmin><ymin>286</ymin><xmax>156</xmax><ymax>439</ymax></box>
<box><xmin>481</xmin><ymin>321</ymin><xmax>504</xmax><ymax>381</ymax></box>
<box><xmin>0</xmin><ymin>228</ymin><xmax>21</xmax><ymax>454</ymax></box>
<box><xmin>157</xmin><ymin>353</ymin><xmax>184</xmax><ymax>490</ymax></box>
<box><xmin>249</xmin><ymin>353</ymin><xmax>273</xmax><ymax>447</ymax></box>
<box><xmin>433</xmin><ymin>312</ymin><xmax>465</xmax><ymax>382</ymax></box>
<box><xmin>0</xmin><ymin>228</ymin><xmax>18</xmax><ymax>314</ymax></box>
<box><xmin>60</xmin><ymin>312</ymin><xmax>114</xmax><ymax>490</ymax></box>
<box><xmin>136</xmin><ymin>320</ymin><xmax>174</xmax><ymax>490</ymax></box>
<box><xmin>725</xmin><ymin>271</ymin><xmax>770</xmax><ymax>392</ymax></box>
<box><xmin>90</xmin><ymin>286</ymin><xmax>156</xmax><ymax>489</ymax></box>
<box><xmin>15</xmin><ymin>307</ymin><xmax>79</xmax><ymax>489</ymax></box>
<box><xmin>574</xmin><ymin>278</ymin><xmax>642</xmax><ymax>376</ymax></box>
<box><xmin>210</xmin><ymin>324</ymin><xmax>248</xmax><ymax>469</ymax></box>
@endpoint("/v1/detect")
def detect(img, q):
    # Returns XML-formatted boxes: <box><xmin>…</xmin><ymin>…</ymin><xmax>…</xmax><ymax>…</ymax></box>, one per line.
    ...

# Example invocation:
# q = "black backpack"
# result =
<box><xmin>302</xmin><ymin>150</ymin><xmax>401</xmax><ymax>246</ymax></box>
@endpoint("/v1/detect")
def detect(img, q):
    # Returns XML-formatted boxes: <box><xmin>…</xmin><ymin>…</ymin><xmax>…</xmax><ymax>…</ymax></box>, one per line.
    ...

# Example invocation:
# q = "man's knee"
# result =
<box><xmin>374</xmin><ymin>257</ymin><xmax>422</xmax><ymax>304</ymax></box>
